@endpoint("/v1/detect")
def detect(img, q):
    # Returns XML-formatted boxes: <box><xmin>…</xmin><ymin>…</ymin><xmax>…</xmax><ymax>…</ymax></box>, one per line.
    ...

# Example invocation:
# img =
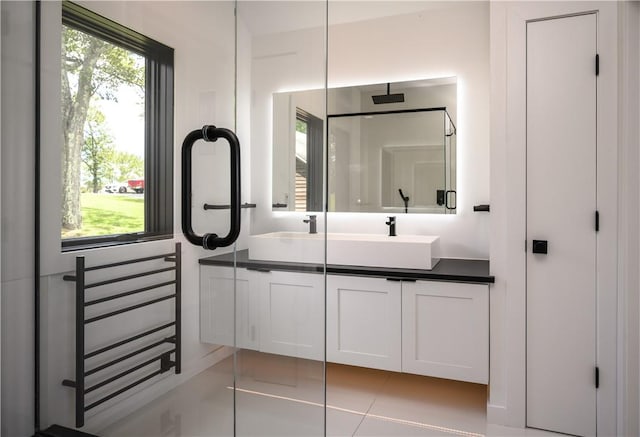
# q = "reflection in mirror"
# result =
<box><xmin>272</xmin><ymin>89</ymin><xmax>325</xmax><ymax>211</ymax></box>
<box><xmin>329</xmin><ymin>108</ymin><xmax>456</xmax><ymax>213</ymax></box>
<box><xmin>295</xmin><ymin>109</ymin><xmax>323</xmax><ymax>211</ymax></box>
<box><xmin>272</xmin><ymin>77</ymin><xmax>456</xmax><ymax>213</ymax></box>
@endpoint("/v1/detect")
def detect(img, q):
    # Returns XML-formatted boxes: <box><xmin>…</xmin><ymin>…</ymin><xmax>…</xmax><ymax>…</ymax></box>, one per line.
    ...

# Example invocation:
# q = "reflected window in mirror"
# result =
<box><xmin>295</xmin><ymin>109</ymin><xmax>323</xmax><ymax>211</ymax></box>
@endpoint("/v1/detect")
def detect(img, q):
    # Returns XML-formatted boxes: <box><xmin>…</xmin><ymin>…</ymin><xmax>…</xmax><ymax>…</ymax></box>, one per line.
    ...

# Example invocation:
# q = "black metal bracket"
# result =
<box><xmin>204</xmin><ymin>202</ymin><xmax>256</xmax><ymax>210</ymax></box>
<box><xmin>473</xmin><ymin>204</ymin><xmax>490</xmax><ymax>212</ymax></box>
<box><xmin>246</xmin><ymin>267</ymin><xmax>272</xmax><ymax>273</ymax></box>
<box><xmin>160</xmin><ymin>352</ymin><xmax>176</xmax><ymax>373</ymax></box>
<box><xmin>386</xmin><ymin>277</ymin><xmax>416</xmax><ymax>282</ymax></box>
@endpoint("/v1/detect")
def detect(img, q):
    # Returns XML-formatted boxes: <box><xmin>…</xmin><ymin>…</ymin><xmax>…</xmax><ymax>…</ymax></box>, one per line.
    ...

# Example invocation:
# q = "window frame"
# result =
<box><xmin>296</xmin><ymin>108</ymin><xmax>323</xmax><ymax>212</ymax></box>
<box><xmin>61</xmin><ymin>1</ymin><xmax>174</xmax><ymax>251</ymax></box>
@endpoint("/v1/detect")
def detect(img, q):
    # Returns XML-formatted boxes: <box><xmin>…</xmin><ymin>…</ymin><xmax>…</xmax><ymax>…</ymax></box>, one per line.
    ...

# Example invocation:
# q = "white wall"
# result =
<box><xmin>241</xmin><ymin>1</ymin><xmax>327</xmax><ymax>253</ymax></box>
<box><xmin>619</xmin><ymin>1</ymin><xmax>640</xmax><ymax>434</ymax></box>
<box><xmin>2</xmin><ymin>2</ymin><xmax>241</xmax><ymax>435</ymax></box>
<box><xmin>1</xmin><ymin>2</ymin><xmax>36</xmax><ymax>434</ymax></box>
<box><xmin>249</xmin><ymin>1</ymin><xmax>490</xmax><ymax>259</ymax></box>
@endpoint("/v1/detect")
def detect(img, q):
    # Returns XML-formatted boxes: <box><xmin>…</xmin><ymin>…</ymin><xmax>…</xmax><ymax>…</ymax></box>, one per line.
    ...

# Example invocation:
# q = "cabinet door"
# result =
<box><xmin>257</xmin><ymin>270</ymin><xmax>324</xmax><ymax>361</ymax></box>
<box><xmin>200</xmin><ymin>266</ymin><xmax>259</xmax><ymax>350</ymax></box>
<box><xmin>402</xmin><ymin>281</ymin><xmax>488</xmax><ymax>383</ymax></box>
<box><xmin>327</xmin><ymin>275</ymin><xmax>401</xmax><ymax>371</ymax></box>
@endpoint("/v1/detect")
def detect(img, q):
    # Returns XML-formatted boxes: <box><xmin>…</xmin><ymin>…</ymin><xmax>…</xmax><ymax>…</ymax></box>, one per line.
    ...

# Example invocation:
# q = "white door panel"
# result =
<box><xmin>401</xmin><ymin>281</ymin><xmax>489</xmax><ymax>384</ymax></box>
<box><xmin>526</xmin><ymin>14</ymin><xmax>597</xmax><ymax>437</ymax></box>
<box><xmin>200</xmin><ymin>266</ymin><xmax>259</xmax><ymax>350</ymax></box>
<box><xmin>258</xmin><ymin>270</ymin><xmax>324</xmax><ymax>361</ymax></box>
<box><xmin>326</xmin><ymin>275</ymin><xmax>401</xmax><ymax>371</ymax></box>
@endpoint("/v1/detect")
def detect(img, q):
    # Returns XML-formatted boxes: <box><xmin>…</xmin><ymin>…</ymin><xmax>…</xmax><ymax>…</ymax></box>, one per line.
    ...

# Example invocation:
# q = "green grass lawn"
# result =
<box><xmin>61</xmin><ymin>193</ymin><xmax>144</xmax><ymax>239</ymax></box>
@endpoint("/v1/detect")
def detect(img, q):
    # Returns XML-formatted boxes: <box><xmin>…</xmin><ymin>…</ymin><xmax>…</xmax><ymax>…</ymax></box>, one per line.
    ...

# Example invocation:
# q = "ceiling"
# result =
<box><xmin>237</xmin><ymin>1</ymin><xmax>461</xmax><ymax>36</ymax></box>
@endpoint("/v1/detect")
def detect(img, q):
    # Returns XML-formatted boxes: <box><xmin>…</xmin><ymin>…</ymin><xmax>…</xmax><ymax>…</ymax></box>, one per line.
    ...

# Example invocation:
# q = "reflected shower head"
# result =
<box><xmin>372</xmin><ymin>83</ymin><xmax>405</xmax><ymax>104</ymax></box>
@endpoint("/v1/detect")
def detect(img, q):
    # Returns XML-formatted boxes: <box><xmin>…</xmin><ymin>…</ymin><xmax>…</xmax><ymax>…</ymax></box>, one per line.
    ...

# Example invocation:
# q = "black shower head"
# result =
<box><xmin>372</xmin><ymin>83</ymin><xmax>405</xmax><ymax>104</ymax></box>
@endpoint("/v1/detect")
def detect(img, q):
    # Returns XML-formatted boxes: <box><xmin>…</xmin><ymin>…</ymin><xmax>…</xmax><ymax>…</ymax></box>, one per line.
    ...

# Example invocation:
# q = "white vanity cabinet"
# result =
<box><xmin>326</xmin><ymin>275</ymin><xmax>402</xmax><ymax>371</ymax></box>
<box><xmin>402</xmin><ymin>281</ymin><xmax>489</xmax><ymax>384</ymax></box>
<box><xmin>201</xmin><ymin>259</ymin><xmax>489</xmax><ymax>384</ymax></box>
<box><xmin>200</xmin><ymin>265</ymin><xmax>324</xmax><ymax>361</ymax></box>
<box><xmin>200</xmin><ymin>266</ymin><xmax>260</xmax><ymax>350</ymax></box>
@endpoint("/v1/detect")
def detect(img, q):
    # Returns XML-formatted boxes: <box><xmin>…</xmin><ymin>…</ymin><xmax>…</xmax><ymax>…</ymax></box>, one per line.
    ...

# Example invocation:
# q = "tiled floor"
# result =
<box><xmin>100</xmin><ymin>351</ymin><xmax>559</xmax><ymax>437</ymax></box>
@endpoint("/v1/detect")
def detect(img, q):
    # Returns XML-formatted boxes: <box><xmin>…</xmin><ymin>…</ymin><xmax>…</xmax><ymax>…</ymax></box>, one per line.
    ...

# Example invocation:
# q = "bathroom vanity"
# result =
<box><xmin>199</xmin><ymin>250</ymin><xmax>493</xmax><ymax>385</ymax></box>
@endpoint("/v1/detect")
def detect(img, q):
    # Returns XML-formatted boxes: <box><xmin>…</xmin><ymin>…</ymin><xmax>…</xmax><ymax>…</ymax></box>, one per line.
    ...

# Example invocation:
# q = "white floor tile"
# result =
<box><xmin>98</xmin><ymin>352</ymin><xmax>567</xmax><ymax>437</ymax></box>
<box><xmin>354</xmin><ymin>414</ymin><xmax>480</xmax><ymax>437</ymax></box>
<box><xmin>235</xmin><ymin>390</ymin><xmax>324</xmax><ymax>436</ymax></box>
<box><xmin>326</xmin><ymin>409</ymin><xmax>366</xmax><ymax>437</ymax></box>
<box><xmin>100</xmin><ymin>364</ymin><xmax>235</xmax><ymax>436</ymax></box>
<box><xmin>366</xmin><ymin>372</ymin><xmax>487</xmax><ymax>434</ymax></box>
<box><xmin>236</xmin><ymin>351</ymin><xmax>325</xmax><ymax>405</ymax></box>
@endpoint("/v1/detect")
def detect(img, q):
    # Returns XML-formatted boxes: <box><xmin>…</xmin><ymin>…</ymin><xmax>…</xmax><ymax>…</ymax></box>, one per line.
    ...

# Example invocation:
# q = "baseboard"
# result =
<box><xmin>80</xmin><ymin>346</ymin><xmax>234</xmax><ymax>434</ymax></box>
<box><xmin>487</xmin><ymin>403</ymin><xmax>508</xmax><ymax>425</ymax></box>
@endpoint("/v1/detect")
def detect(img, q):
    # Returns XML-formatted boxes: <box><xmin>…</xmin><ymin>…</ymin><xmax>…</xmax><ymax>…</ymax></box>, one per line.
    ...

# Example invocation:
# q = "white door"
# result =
<box><xmin>526</xmin><ymin>14</ymin><xmax>597</xmax><ymax>436</ymax></box>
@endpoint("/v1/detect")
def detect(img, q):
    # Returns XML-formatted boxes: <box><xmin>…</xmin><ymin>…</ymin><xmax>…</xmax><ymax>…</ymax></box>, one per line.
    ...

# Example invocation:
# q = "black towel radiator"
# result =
<box><xmin>62</xmin><ymin>242</ymin><xmax>181</xmax><ymax>428</ymax></box>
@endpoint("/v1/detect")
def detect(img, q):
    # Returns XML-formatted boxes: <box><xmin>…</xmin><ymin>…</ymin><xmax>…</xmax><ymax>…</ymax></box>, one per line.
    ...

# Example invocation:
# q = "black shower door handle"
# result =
<box><xmin>181</xmin><ymin>125</ymin><xmax>241</xmax><ymax>250</ymax></box>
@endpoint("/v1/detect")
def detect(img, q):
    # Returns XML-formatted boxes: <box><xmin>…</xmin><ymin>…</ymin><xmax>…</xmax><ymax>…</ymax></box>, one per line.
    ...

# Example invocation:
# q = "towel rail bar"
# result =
<box><xmin>84</xmin><ymin>322</ymin><xmax>175</xmax><ymax>359</ymax></box>
<box><xmin>83</xmin><ymin>266</ymin><xmax>176</xmax><ymax>289</ymax></box>
<box><xmin>85</xmin><ymin>280</ymin><xmax>176</xmax><ymax>306</ymax></box>
<box><xmin>85</xmin><ymin>294</ymin><xmax>175</xmax><ymax>324</ymax></box>
<box><xmin>84</xmin><ymin>337</ymin><xmax>174</xmax><ymax>377</ymax></box>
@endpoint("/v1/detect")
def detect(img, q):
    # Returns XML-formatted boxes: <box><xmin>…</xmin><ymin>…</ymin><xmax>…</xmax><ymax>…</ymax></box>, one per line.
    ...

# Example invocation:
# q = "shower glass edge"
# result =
<box><xmin>233</xmin><ymin>1</ymin><xmax>328</xmax><ymax>435</ymax></box>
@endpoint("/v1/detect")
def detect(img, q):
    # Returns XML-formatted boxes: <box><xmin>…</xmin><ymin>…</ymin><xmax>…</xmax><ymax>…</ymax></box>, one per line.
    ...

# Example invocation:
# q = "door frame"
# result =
<box><xmin>490</xmin><ymin>2</ymin><xmax>618</xmax><ymax>434</ymax></box>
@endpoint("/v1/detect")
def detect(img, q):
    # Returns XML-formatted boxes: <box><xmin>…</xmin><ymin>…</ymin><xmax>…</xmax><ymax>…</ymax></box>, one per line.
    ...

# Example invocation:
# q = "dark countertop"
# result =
<box><xmin>199</xmin><ymin>249</ymin><xmax>494</xmax><ymax>284</ymax></box>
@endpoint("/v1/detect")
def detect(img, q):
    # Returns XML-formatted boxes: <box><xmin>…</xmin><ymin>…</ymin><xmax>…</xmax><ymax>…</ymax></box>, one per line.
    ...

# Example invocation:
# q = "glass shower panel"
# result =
<box><xmin>30</xmin><ymin>0</ymin><xmax>331</xmax><ymax>435</ymax></box>
<box><xmin>234</xmin><ymin>1</ymin><xmax>327</xmax><ymax>436</ymax></box>
<box><xmin>328</xmin><ymin>110</ymin><xmax>450</xmax><ymax>214</ymax></box>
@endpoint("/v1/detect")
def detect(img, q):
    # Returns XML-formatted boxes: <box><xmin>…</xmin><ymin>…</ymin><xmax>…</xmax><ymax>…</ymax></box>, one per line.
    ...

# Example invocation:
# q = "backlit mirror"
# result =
<box><xmin>272</xmin><ymin>77</ymin><xmax>457</xmax><ymax>213</ymax></box>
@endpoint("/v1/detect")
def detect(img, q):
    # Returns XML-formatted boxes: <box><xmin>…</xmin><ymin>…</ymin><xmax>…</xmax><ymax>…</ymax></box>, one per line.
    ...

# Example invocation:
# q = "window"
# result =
<box><xmin>295</xmin><ymin>108</ymin><xmax>323</xmax><ymax>211</ymax></box>
<box><xmin>61</xmin><ymin>2</ymin><xmax>174</xmax><ymax>250</ymax></box>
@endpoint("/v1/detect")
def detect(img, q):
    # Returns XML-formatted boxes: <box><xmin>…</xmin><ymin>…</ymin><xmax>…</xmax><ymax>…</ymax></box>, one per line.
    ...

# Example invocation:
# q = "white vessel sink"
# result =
<box><xmin>248</xmin><ymin>232</ymin><xmax>440</xmax><ymax>270</ymax></box>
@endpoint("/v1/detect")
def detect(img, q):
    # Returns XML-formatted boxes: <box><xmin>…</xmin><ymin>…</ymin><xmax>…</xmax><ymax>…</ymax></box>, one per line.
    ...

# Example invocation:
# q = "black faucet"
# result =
<box><xmin>385</xmin><ymin>216</ymin><xmax>396</xmax><ymax>236</ymax></box>
<box><xmin>398</xmin><ymin>189</ymin><xmax>410</xmax><ymax>213</ymax></box>
<box><xmin>304</xmin><ymin>215</ymin><xmax>317</xmax><ymax>234</ymax></box>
